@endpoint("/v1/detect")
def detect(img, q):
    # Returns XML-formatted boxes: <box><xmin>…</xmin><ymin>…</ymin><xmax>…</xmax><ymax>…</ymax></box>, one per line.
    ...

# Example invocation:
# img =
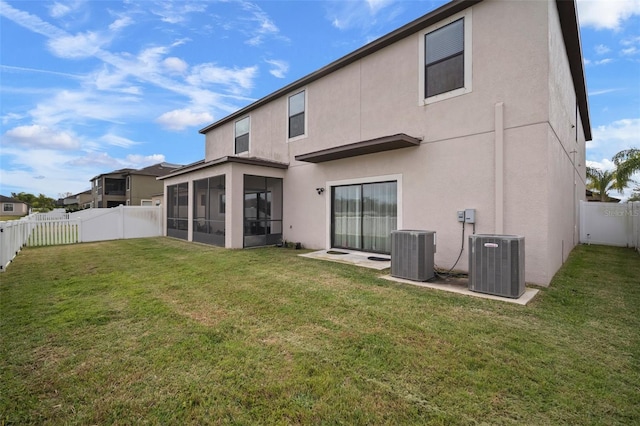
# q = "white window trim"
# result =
<box><xmin>140</xmin><ymin>199</ymin><xmax>152</xmax><ymax>206</ymax></box>
<box><xmin>287</xmin><ymin>88</ymin><xmax>308</xmax><ymax>143</ymax></box>
<box><xmin>234</xmin><ymin>116</ymin><xmax>251</xmax><ymax>156</ymax></box>
<box><xmin>418</xmin><ymin>8</ymin><xmax>472</xmax><ymax>106</ymax></box>
<box><xmin>324</xmin><ymin>174</ymin><xmax>403</xmax><ymax>250</ymax></box>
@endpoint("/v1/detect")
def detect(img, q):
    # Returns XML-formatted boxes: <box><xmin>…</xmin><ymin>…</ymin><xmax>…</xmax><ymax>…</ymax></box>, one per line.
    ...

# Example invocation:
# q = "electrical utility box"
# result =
<box><xmin>468</xmin><ymin>234</ymin><xmax>525</xmax><ymax>298</ymax></box>
<box><xmin>391</xmin><ymin>230</ymin><xmax>435</xmax><ymax>282</ymax></box>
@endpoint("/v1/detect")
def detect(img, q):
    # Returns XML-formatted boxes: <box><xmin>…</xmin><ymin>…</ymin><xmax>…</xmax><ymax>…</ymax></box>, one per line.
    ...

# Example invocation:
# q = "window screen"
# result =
<box><xmin>235</xmin><ymin>117</ymin><xmax>249</xmax><ymax>153</ymax></box>
<box><xmin>289</xmin><ymin>91</ymin><xmax>305</xmax><ymax>138</ymax></box>
<box><xmin>425</xmin><ymin>18</ymin><xmax>464</xmax><ymax>98</ymax></box>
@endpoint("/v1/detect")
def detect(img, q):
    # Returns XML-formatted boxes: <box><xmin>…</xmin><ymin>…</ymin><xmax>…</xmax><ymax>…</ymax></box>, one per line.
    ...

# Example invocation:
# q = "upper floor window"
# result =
<box><xmin>288</xmin><ymin>90</ymin><xmax>305</xmax><ymax>139</ymax></box>
<box><xmin>420</xmin><ymin>10</ymin><xmax>472</xmax><ymax>104</ymax></box>
<box><xmin>235</xmin><ymin>117</ymin><xmax>250</xmax><ymax>154</ymax></box>
<box><xmin>425</xmin><ymin>18</ymin><xmax>464</xmax><ymax>98</ymax></box>
<box><xmin>126</xmin><ymin>176</ymin><xmax>131</xmax><ymax>191</ymax></box>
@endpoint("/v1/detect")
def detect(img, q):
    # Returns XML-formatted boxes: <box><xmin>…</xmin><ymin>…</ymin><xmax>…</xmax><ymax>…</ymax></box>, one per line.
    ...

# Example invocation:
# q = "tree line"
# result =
<box><xmin>10</xmin><ymin>192</ymin><xmax>57</xmax><ymax>212</ymax></box>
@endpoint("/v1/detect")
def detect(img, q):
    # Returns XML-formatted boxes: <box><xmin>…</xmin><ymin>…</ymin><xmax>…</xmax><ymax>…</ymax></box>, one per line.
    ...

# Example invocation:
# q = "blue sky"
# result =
<box><xmin>1</xmin><ymin>0</ymin><xmax>639</xmax><ymax>200</ymax></box>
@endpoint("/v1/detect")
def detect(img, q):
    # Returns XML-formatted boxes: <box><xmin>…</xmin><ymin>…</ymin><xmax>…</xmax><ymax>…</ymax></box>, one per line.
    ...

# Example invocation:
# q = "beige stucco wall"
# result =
<box><xmin>187</xmin><ymin>0</ymin><xmax>587</xmax><ymax>286</ymax></box>
<box><xmin>129</xmin><ymin>175</ymin><xmax>164</xmax><ymax>206</ymax></box>
<box><xmin>1</xmin><ymin>202</ymin><xmax>29</xmax><ymax>216</ymax></box>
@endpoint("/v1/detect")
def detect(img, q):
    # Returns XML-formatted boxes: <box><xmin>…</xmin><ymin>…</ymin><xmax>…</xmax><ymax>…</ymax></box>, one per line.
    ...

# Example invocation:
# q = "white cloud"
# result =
<box><xmin>577</xmin><ymin>0</ymin><xmax>640</xmax><ymax>31</ymax></box>
<box><xmin>594</xmin><ymin>43</ymin><xmax>611</xmax><ymax>54</ymax></box>
<box><xmin>366</xmin><ymin>0</ymin><xmax>394</xmax><ymax>15</ymax></box>
<box><xmin>1</xmin><ymin>112</ymin><xmax>26</xmax><ymax>125</ymax></box>
<box><xmin>0</xmin><ymin>1</ymin><xmax>68</xmax><ymax>39</ymax></box>
<box><xmin>240</xmin><ymin>1</ymin><xmax>281</xmax><ymax>45</ymax></box>
<box><xmin>48</xmin><ymin>31</ymin><xmax>106</xmax><ymax>59</ymax></box>
<box><xmin>109</xmin><ymin>16</ymin><xmax>133</xmax><ymax>31</ymax></box>
<box><xmin>589</xmin><ymin>88</ymin><xmax>622</xmax><ymax>96</ymax></box>
<box><xmin>100</xmin><ymin>134</ymin><xmax>139</xmax><ymax>148</ymax></box>
<box><xmin>156</xmin><ymin>109</ymin><xmax>213</xmax><ymax>131</ymax></box>
<box><xmin>67</xmin><ymin>151</ymin><xmax>120</xmax><ymax>168</ymax></box>
<box><xmin>125</xmin><ymin>154</ymin><xmax>166</xmax><ymax>168</ymax></box>
<box><xmin>0</xmin><ymin>147</ymin><xmax>98</xmax><ymax>197</ymax></box>
<box><xmin>2</xmin><ymin>124</ymin><xmax>81</xmax><ymax>150</ymax></box>
<box><xmin>29</xmin><ymin>90</ymin><xmax>140</xmax><ymax>127</ymax></box>
<box><xmin>186</xmin><ymin>63</ymin><xmax>258</xmax><ymax>94</ymax></box>
<box><xmin>327</xmin><ymin>0</ymin><xmax>397</xmax><ymax>31</ymax></box>
<box><xmin>163</xmin><ymin>57</ymin><xmax>188</xmax><ymax>74</ymax></box>
<box><xmin>150</xmin><ymin>2</ymin><xmax>207</xmax><ymax>24</ymax></box>
<box><xmin>49</xmin><ymin>2</ymin><xmax>71</xmax><ymax>18</ymax></box>
<box><xmin>585</xmin><ymin>57</ymin><xmax>614</xmax><ymax>66</ymax></box>
<box><xmin>265</xmin><ymin>59</ymin><xmax>289</xmax><ymax>78</ymax></box>
<box><xmin>586</xmin><ymin>158</ymin><xmax>617</xmax><ymax>171</ymax></box>
<box><xmin>587</xmin><ymin>118</ymin><xmax>640</xmax><ymax>161</ymax></box>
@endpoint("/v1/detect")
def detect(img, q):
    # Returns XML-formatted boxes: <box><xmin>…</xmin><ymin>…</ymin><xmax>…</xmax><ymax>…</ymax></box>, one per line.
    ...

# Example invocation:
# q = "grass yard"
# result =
<box><xmin>1</xmin><ymin>238</ymin><xmax>639</xmax><ymax>425</ymax></box>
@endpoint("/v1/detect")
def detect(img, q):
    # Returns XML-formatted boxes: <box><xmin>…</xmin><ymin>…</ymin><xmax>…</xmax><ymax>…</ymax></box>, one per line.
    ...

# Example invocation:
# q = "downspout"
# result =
<box><xmin>495</xmin><ymin>102</ymin><xmax>504</xmax><ymax>234</ymax></box>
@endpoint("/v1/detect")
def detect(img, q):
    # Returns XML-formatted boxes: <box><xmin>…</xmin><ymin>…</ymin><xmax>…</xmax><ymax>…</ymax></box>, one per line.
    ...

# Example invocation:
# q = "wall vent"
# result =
<box><xmin>468</xmin><ymin>234</ymin><xmax>525</xmax><ymax>298</ymax></box>
<box><xmin>391</xmin><ymin>230</ymin><xmax>435</xmax><ymax>281</ymax></box>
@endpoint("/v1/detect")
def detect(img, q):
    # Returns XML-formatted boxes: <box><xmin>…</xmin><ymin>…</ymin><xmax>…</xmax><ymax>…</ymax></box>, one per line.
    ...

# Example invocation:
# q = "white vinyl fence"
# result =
<box><xmin>1</xmin><ymin>205</ymin><xmax>163</xmax><ymax>272</ymax></box>
<box><xmin>580</xmin><ymin>201</ymin><xmax>640</xmax><ymax>252</ymax></box>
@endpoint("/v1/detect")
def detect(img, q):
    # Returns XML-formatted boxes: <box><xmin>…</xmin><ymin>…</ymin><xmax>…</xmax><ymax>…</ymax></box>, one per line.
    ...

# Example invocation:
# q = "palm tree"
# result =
<box><xmin>612</xmin><ymin>148</ymin><xmax>640</xmax><ymax>188</ymax></box>
<box><xmin>586</xmin><ymin>167</ymin><xmax>618</xmax><ymax>202</ymax></box>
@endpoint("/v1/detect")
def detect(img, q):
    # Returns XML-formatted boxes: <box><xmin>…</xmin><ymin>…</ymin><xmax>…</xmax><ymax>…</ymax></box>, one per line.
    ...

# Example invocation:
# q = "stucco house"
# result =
<box><xmin>0</xmin><ymin>195</ymin><xmax>30</xmax><ymax>217</ymax></box>
<box><xmin>91</xmin><ymin>163</ymin><xmax>182</xmax><ymax>208</ymax></box>
<box><xmin>63</xmin><ymin>190</ymin><xmax>93</xmax><ymax>210</ymax></box>
<box><xmin>160</xmin><ymin>0</ymin><xmax>590</xmax><ymax>286</ymax></box>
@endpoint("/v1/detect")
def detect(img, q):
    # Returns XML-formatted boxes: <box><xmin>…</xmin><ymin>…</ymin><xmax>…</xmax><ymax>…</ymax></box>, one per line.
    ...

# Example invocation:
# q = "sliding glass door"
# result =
<box><xmin>332</xmin><ymin>181</ymin><xmax>397</xmax><ymax>254</ymax></box>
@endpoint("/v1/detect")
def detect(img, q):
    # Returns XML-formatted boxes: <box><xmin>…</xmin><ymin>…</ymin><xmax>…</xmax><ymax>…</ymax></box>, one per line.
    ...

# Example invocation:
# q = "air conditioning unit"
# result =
<box><xmin>391</xmin><ymin>230</ymin><xmax>435</xmax><ymax>281</ymax></box>
<box><xmin>468</xmin><ymin>234</ymin><xmax>525</xmax><ymax>298</ymax></box>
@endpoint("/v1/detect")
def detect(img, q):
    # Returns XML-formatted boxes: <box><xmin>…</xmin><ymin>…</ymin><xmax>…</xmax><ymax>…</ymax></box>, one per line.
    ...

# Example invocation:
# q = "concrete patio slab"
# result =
<box><xmin>299</xmin><ymin>249</ymin><xmax>391</xmax><ymax>270</ymax></box>
<box><xmin>380</xmin><ymin>275</ymin><xmax>539</xmax><ymax>305</ymax></box>
<box><xmin>300</xmin><ymin>249</ymin><xmax>538</xmax><ymax>305</ymax></box>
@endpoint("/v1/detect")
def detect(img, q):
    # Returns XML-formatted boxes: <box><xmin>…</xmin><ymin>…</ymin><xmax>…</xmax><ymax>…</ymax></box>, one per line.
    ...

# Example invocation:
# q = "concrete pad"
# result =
<box><xmin>380</xmin><ymin>275</ymin><xmax>539</xmax><ymax>305</ymax></box>
<box><xmin>300</xmin><ymin>249</ymin><xmax>538</xmax><ymax>305</ymax></box>
<box><xmin>299</xmin><ymin>249</ymin><xmax>391</xmax><ymax>270</ymax></box>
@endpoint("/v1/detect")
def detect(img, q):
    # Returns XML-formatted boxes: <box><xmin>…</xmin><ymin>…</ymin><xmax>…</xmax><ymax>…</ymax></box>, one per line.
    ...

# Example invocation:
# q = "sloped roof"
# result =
<box><xmin>90</xmin><ymin>163</ymin><xmax>182</xmax><ymax>181</ymax></box>
<box><xmin>0</xmin><ymin>195</ymin><xmax>29</xmax><ymax>205</ymax></box>
<box><xmin>158</xmin><ymin>156</ymin><xmax>288</xmax><ymax>180</ymax></box>
<box><xmin>125</xmin><ymin>162</ymin><xmax>183</xmax><ymax>177</ymax></box>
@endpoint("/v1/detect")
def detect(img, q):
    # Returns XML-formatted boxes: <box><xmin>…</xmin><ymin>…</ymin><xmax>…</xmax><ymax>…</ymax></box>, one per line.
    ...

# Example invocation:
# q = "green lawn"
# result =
<box><xmin>1</xmin><ymin>238</ymin><xmax>639</xmax><ymax>425</ymax></box>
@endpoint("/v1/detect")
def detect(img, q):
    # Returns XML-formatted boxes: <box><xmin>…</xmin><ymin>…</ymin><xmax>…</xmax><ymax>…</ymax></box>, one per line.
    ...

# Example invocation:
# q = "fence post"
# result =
<box><xmin>120</xmin><ymin>205</ymin><xmax>125</xmax><ymax>239</ymax></box>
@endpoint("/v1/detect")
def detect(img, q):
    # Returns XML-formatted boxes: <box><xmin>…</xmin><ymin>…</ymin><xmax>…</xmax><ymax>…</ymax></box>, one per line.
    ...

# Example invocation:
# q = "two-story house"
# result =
<box><xmin>159</xmin><ymin>0</ymin><xmax>590</xmax><ymax>286</ymax></box>
<box><xmin>91</xmin><ymin>163</ymin><xmax>182</xmax><ymax>208</ymax></box>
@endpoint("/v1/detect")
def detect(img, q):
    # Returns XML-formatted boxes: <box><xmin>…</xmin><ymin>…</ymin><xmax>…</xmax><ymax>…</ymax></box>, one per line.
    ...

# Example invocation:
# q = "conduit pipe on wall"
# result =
<box><xmin>495</xmin><ymin>102</ymin><xmax>504</xmax><ymax>234</ymax></box>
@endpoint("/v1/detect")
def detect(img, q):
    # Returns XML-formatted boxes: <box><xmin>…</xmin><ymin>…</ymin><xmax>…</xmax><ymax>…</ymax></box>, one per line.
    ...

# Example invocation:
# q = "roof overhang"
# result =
<box><xmin>295</xmin><ymin>134</ymin><xmax>421</xmax><ymax>164</ymax></box>
<box><xmin>556</xmin><ymin>0</ymin><xmax>592</xmax><ymax>141</ymax></box>
<box><xmin>158</xmin><ymin>156</ymin><xmax>289</xmax><ymax>180</ymax></box>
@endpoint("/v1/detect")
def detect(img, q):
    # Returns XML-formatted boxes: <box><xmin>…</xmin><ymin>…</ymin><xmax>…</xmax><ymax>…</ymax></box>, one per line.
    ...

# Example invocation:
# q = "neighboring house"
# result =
<box><xmin>0</xmin><ymin>195</ymin><xmax>29</xmax><ymax>216</ymax></box>
<box><xmin>585</xmin><ymin>189</ymin><xmax>620</xmax><ymax>203</ymax></box>
<box><xmin>64</xmin><ymin>190</ymin><xmax>93</xmax><ymax>210</ymax></box>
<box><xmin>159</xmin><ymin>0</ymin><xmax>590</xmax><ymax>286</ymax></box>
<box><xmin>91</xmin><ymin>163</ymin><xmax>181</xmax><ymax>208</ymax></box>
<box><xmin>150</xmin><ymin>193</ymin><xmax>164</xmax><ymax>207</ymax></box>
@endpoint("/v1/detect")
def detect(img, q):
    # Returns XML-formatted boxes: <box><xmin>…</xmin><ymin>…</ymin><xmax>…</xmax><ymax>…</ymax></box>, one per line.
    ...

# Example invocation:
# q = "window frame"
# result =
<box><xmin>3</xmin><ymin>203</ymin><xmax>14</xmax><ymax>212</ymax></box>
<box><xmin>234</xmin><ymin>116</ymin><xmax>250</xmax><ymax>155</ymax></box>
<box><xmin>418</xmin><ymin>9</ymin><xmax>472</xmax><ymax>105</ymax></box>
<box><xmin>287</xmin><ymin>89</ymin><xmax>307</xmax><ymax>141</ymax></box>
